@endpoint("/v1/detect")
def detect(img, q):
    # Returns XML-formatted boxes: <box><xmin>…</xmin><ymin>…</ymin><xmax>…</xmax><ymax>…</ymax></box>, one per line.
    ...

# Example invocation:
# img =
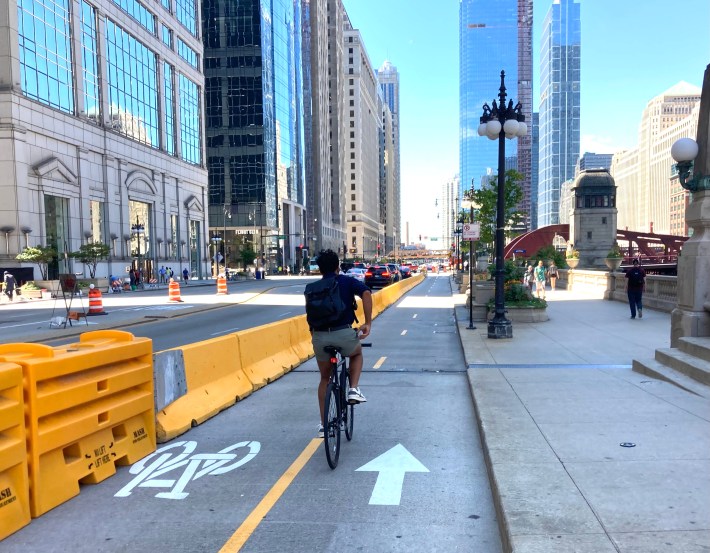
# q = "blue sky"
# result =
<box><xmin>342</xmin><ymin>0</ymin><xmax>710</xmax><ymax>245</ymax></box>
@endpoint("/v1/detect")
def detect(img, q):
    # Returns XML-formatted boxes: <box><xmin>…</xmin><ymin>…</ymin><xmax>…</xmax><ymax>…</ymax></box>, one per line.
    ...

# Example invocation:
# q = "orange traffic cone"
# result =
<box><xmin>216</xmin><ymin>274</ymin><xmax>228</xmax><ymax>295</ymax></box>
<box><xmin>168</xmin><ymin>278</ymin><xmax>183</xmax><ymax>302</ymax></box>
<box><xmin>87</xmin><ymin>284</ymin><xmax>107</xmax><ymax>315</ymax></box>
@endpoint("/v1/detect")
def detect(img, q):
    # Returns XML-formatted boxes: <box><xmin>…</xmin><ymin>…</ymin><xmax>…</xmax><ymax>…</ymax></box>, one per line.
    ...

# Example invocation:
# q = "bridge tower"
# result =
<box><xmin>569</xmin><ymin>169</ymin><xmax>618</xmax><ymax>269</ymax></box>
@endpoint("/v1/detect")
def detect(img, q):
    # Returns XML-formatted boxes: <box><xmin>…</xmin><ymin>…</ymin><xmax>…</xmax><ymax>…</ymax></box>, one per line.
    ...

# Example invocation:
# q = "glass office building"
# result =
<box><xmin>2</xmin><ymin>0</ymin><xmax>208</xmax><ymax>280</ymax></box>
<box><xmin>459</xmin><ymin>0</ymin><xmax>533</xmax><ymax>228</ymax></box>
<box><xmin>537</xmin><ymin>0</ymin><xmax>581</xmax><ymax>227</ymax></box>
<box><xmin>203</xmin><ymin>0</ymin><xmax>306</xmax><ymax>271</ymax></box>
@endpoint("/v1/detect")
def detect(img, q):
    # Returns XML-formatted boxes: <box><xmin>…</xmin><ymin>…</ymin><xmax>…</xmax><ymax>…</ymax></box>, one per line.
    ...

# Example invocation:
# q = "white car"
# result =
<box><xmin>346</xmin><ymin>267</ymin><xmax>367</xmax><ymax>282</ymax></box>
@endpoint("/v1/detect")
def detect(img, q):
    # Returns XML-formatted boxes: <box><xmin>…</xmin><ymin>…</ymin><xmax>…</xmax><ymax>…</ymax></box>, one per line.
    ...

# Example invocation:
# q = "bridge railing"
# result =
<box><xmin>558</xmin><ymin>269</ymin><xmax>678</xmax><ymax>313</ymax></box>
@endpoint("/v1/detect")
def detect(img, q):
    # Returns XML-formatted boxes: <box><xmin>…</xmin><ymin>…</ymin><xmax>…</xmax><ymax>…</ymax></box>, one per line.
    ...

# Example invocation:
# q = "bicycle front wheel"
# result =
<box><xmin>342</xmin><ymin>371</ymin><xmax>354</xmax><ymax>441</ymax></box>
<box><xmin>323</xmin><ymin>383</ymin><xmax>340</xmax><ymax>469</ymax></box>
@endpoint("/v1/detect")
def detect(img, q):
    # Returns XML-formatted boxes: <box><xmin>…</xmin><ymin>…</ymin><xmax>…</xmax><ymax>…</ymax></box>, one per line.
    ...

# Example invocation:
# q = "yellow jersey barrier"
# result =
<box><xmin>0</xmin><ymin>362</ymin><xmax>30</xmax><ymax>540</ymax></box>
<box><xmin>156</xmin><ymin>334</ymin><xmax>254</xmax><ymax>443</ymax></box>
<box><xmin>0</xmin><ymin>330</ymin><xmax>155</xmax><ymax>517</ymax></box>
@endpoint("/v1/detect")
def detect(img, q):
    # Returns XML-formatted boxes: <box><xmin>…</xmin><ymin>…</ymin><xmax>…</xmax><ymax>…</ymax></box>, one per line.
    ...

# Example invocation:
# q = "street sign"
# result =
<box><xmin>462</xmin><ymin>223</ymin><xmax>480</xmax><ymax>241</ymax></box>
<box><xmin>513</xmin><ymin>249</ymin><xmax>526</xmax><ymax>253</ymax></box>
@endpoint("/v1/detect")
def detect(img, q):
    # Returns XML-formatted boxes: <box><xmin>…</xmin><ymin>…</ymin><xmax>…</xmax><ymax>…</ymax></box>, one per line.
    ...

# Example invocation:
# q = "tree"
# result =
<box><xmin>70</xmin><ymin>242</ymin><xmax>111</xmax><ymax>278</ymax></box>
<box><xmin>16</xmin><ymin>245</ymin><xmax>57</xmax><ymax>280</ymax></box>
<box><xmin>239</xmin><ymin>244</ymin><xmax>257</xmax><ymax>269</ymax></box>
<box><xmin>465</xmin><ymin>170</ymin><xmax>525</xmax><ymax>250</ymax></box>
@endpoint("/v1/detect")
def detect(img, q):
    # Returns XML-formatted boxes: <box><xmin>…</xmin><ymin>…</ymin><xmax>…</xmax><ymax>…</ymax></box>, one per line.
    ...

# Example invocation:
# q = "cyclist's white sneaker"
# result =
<box><xmin>317</xmin><ymin>423</ymin><xmax>324</xmax><ymax>438</ymax></box>
<box><xmin>347</xmin><ymin>387</ymin><xmax>367</xmax><ymax>404</ymax></box>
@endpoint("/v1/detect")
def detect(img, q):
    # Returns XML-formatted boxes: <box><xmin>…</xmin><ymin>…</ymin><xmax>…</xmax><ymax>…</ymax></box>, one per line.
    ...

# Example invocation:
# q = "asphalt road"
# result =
<box><xmin>1</xmin><ymin>274</ymin><xmax>504</xmax><ymax>552</ymax></box>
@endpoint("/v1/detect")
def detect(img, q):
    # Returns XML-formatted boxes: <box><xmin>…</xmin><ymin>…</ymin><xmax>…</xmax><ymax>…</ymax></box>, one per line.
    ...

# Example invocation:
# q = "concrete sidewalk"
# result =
<box><xmin>454</xmin><ymin>284</ymin><xmax>710</xmax><ymax>552</ymax></box>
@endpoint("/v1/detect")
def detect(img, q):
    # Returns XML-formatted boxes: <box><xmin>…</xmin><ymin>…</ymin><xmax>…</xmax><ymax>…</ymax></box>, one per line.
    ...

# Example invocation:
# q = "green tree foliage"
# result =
<box><xmin>16</xmin><ymin>245</ymin><xmax>57</xmax><ymax>279</ymax></box>
<box><xmin>70</xmin><ymin>242</ymin><xmax>111</xmax><ymax>278</ymax></box>
<box><xmin>529</xmin><ymin>245</ymin><xmax>567</xmax><ymax>269</ymax></box>
<box><xmin>239</xmin><ymin>244</ymin><xmax>257</xmax><ymax>268</ymax></box>
<box><xmin>465</xmin><ymin>170</ymin><xmax>524</xmax><ymax>249</ymax></box>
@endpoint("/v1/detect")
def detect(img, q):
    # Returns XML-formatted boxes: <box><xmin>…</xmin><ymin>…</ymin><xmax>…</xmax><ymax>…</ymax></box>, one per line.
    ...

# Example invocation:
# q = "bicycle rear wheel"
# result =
<box><xmin>323</xmin><ymin>383</ymin><xmax>340</xmax><ymax>469</ymax></box>
<box><xmin>342</xmin><ymin>370</ymin><xmax>354</xmax><ymax>441</ymax></box>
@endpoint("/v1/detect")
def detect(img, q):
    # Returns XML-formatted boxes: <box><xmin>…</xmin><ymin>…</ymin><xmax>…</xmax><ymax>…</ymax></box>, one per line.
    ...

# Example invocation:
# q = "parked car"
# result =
<box><xmin>364</xmin><ymin>265</ymin><xmax>395</xmax><ymax>289</ymax></box>
<box><xmin>386</xmin><ymin>263</ymin><xmax>401</xmax><ymax>282</ymax></box>
<box><xmin>399</xmin><ymin>266</ymin><xmax>412</xmax><ymax>279</ymax></box>
<box><xmin>346</xmin><ymin>267</ymin><xmax>367</xmax><ymax>283</ymax></box>
<box><xmin>308</xmin><ymin>263</ymin><xmax>320</xmax><ymax>274</ymax></box>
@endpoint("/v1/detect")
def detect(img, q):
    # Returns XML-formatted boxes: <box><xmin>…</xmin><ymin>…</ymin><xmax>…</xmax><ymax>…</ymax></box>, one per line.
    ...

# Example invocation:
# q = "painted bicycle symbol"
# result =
<box><xmin>114</xmin><ymin>440</ymin><xmax>261</xmax><ymax>500</ymax></box>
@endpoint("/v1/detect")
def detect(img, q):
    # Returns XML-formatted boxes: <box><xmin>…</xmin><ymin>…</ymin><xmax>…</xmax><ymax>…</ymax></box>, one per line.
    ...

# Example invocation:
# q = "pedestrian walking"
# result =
<box><xmin>534</xmin><ymin>260</ymin><xmax>547</xmax><ymax>300</ymax></box>
<box><xmin>547</xmin><ymin>261</ymin><xmax>558</xmax><ymax>292</ymax></box>
<box><xmin>525</xmin><ymin>264</ymin><xmax>535</xmax><ymax>292</ymax></box>
<box><xmin>182</xmin><ymin>267</ymin><xmax>189</xmax><ymax>283</ymax></box>
<box><xmin>625</xmin><ymin>259</ymin><xmax>646</xmax><ymax>319</ymax></box>
<box><xmin>159</xmin><ymin>266</ymin><xmax>166</xmax><ymax>284</ymax></box>
<box><xmin>3</xmin><ymin>271</ymin><xmax>17</xmax><ymax>301</ymax></box>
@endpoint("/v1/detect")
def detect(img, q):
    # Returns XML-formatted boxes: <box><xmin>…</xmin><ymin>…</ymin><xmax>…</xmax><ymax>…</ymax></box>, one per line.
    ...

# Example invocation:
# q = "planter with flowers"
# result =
<box><xmin>604</xmin><ymin>244</ymin><xmax>624</xmax><ymax>272</ymax></box>
<box><xmin>565</xmin><ymin>249</ymin><xmax>580</xmax><ymax>269</ymax></box>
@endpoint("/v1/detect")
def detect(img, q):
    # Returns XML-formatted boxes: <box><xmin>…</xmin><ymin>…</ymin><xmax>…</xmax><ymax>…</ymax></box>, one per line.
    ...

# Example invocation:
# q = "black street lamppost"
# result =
<box><xmin>477</xmin><ymin>70</ymin><xmax>527</xmax><ymax>339</ymax></box>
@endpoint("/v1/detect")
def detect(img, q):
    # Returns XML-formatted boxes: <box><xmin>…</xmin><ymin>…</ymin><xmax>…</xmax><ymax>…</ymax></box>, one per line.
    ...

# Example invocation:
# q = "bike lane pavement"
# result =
<box><xmin>1</xmin><ymin>274</ymin><xmax>503</xmax><ymax>552</ymax></box>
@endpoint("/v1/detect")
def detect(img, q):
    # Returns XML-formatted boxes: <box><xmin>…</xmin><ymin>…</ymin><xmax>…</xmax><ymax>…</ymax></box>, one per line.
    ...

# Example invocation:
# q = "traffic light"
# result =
<box><xmin>377</xmin><ymin>243</ymin><xmax>381</xmax><ymax>256</ymax></box>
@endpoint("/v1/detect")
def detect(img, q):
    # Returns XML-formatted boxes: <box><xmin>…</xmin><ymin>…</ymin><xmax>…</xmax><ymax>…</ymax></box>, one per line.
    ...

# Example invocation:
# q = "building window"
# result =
<box><xmin>203</xmin><ymin>0</ymin><xmax>219</xmax><ymax>47</ymax></box>
<box><xmin>170</xmin><ymin>214</ymin><xmax>178</xmax><ymax>257</ymax></box>
<box><xmin>602</xmin><ymin>216</ymin><xmax>607</xmax><ymax>224</ymax></box>
<box><xmin>163</xmin><ymin>62</ymin><xmax>176</xmax><ymax>155</ymax></box>
<box><xmin>80</xmin><ymin>1</ymin><xmax>100</xmax><ymax>123</ymax></box>
<box><xmin>205</xmin><ymin>76</ymin><xmax>222</xmax><ymax>128</ymax></box>
<box><xmin>176</xmin><ymin>0</ymin><xmax>197</xmax><ymax>36</ymax></box>
<box><xmin>106</xmin><ymin>20</ymin><xmax>159</xmax><ymax>147</ymax></box>
<box><xmin>17</xmin><ymin>0</ymin><xmax>75</xmax><ymax>114</ymax></box>
<box><xmin>112</xmin><ymin>0</ymin><xmax>156</xmax><ymax>34</ymax></box>
<box><xmin>179</xmin><ymin>73</ymin><xmax>201</xmax><ymax>165</ymax></box>
<box><xmin>587</xmin><ymin>231</ymin><xmax>592</xmax><ymax>240</ymax></box>
<box><xmin>89</xmin><ymin>200</ymin><xmax>104</xmax><ymax>243</ymax></box>
<box><xmin>177</xmin><ymin>38</ymin><xmax>198</xmax><ymax>68</ymax></box>
<box><xmin>208</xmin><ymin>157</ymin><xmax>225</xmax><ymax>204</ymax></box>
<box><xmin>161</xmin><ymin>24</ymin><xmax>173</xmax><ymax>48</ymax></box>
<box><xmin>351</xmin><ymin>194</ymin><xmax>355</xmax><ymax>200</ymax></box>
<box><xmin>161</xmin><ymin>0</ymin><xmax>171</xmax><ymax>11</ymax></box>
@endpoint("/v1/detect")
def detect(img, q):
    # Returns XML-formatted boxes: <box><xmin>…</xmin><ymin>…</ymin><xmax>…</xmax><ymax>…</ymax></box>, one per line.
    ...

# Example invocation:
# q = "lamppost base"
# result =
<box><xmin>487</xmin><ymin>318</ymin><xmax>513</xmax><ymax>339</ymax></box>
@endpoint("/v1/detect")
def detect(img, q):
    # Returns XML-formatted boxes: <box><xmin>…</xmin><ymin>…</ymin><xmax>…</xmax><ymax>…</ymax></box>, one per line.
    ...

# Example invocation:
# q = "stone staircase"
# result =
<box><xmin>633</xmin><ymin>336</ymin><xmax>710</xmax><ymax>399</ymax></box>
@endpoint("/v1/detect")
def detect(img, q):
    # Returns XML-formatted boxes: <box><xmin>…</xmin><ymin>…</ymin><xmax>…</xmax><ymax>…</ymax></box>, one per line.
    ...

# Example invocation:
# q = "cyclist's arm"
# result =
<box><xmin>358</xmin><ymin>289</ymin><xmax>373</xmax><ymax>338</ymax></box>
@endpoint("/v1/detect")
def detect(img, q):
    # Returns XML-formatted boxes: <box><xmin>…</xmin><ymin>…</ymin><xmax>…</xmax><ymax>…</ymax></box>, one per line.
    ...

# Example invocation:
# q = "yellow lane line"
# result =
<box><xmin>219</xmin><ymin>438</ymin><xmax>322</xmax><ymax>552</ymax></box>
<box><xmin>373</xmin><ymin>356</ymin><xmax>386</xmax><ymax>369</ymax></box>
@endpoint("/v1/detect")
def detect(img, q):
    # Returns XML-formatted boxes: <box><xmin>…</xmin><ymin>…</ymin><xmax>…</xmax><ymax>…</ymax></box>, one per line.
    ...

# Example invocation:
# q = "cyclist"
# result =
<box><xmin>309</xmin><ymin>249</ymin><xmax>372</xmax><ymax>437</ymax></box>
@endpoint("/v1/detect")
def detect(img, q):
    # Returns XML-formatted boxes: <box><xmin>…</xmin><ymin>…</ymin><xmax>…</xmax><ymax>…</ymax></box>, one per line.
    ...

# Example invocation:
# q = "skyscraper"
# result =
<box><xmin>459</xmin><ymin>0</ymin><xmax>533</xmax><ymax>227</ymax></box>
<box><xmin>203</xmin><ymin>0</ymin><xmax>306</xmax><ymax>271</ymax></box>
<box><xmin>537</xmin><ymin>0</ymin><xmax>581</xmax><ymax>228</ymax></box>
<box><xmin>0</xmin><ymin>0</ymin><xmax>208</xmax><ymax>280</ymax></box>
<box><xmin>377</xmin><ymin>60</ymin><xmax>401</xmax><ymax>250</ymax></box>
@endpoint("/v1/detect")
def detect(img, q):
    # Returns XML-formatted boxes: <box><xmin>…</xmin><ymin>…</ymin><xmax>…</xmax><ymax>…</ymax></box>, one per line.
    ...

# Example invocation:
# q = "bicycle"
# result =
<box><xmin>322</xmin><ymin>342</ymin><xmax>371</xmax><ymax>469</ymax></box>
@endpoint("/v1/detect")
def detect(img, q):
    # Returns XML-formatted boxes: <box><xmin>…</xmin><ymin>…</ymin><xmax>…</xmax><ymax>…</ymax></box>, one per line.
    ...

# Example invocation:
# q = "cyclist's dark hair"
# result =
<box><xmin>316</xmin><ymin>249</ymin><xmax>339</xmax><ymax>274</ymax></box>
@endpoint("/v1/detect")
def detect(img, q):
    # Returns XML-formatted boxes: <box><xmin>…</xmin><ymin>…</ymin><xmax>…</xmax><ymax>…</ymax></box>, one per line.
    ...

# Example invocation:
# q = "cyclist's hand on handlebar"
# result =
<box><xmin>358</xmin><ymin>323</ymin><xmax>371</xmax><ymax>339</ymax></box>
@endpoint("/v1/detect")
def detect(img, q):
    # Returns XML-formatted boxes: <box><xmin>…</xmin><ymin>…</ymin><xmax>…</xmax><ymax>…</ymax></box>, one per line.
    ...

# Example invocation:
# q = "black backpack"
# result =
<box><xmin>304</xmin><ymin>276</ymin><xmax>352</xmax><ymax>330</ymax></box>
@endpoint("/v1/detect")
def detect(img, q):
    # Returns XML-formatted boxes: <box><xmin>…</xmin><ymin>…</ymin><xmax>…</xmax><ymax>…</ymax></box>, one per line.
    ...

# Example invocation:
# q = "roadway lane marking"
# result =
<box><xmin>211</xmin><ymin>327</ymin><xmax>240</xmax><ymax>336</ymax></box>
<box><xmin>373</xmin><ymin>356</ymin><xmax>386</xmax><ymax>369</ymax></box>
<box><xmin>412</xmin><ymin>314</ymin><xmax>417</xmax><ymax>318</ymax></box>
<box><xmin>356</xmin><ymin>444</ymin><xmax>429</xmax><ymax>505</ymax></box>
<box><xmin>219</xmin><ymin>438</ymin><xmax>321</xmax><ymax>553</ymax></box>
<box><xmin>400</xmin><ymin>330</ymin><xmax>407</xmax><ymax>336</ymax></box>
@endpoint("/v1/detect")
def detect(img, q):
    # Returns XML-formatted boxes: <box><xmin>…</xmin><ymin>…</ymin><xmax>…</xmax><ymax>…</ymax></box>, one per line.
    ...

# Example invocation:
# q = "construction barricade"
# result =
<box><xmin>0</xmin><ymin>331</ymin><xmax>155</xmax><ymax>517</ymax></box>
<box><xmin>156</xmin><ymin>334</ymin><xmax>254</xmax><ymax>443</ymax></box>
<box><xmin>168</xmin><ymin>278</ymin><xmax>183</xmax><ymax>302</ymax></box>
<box><xmin>216</xmin><ymin>275</ymin><xmax>228</xmax><ymax>295</ymax></box>
<box><xmin>237</xmin><ymin>320</ymin><xmax>297</xmax><ymax>390</ymax></box>
<box><xmin>0</xmin><ymin>362</ymin><xmax>30</xmax><ymax>540</ymax></box>
<box><xmin>87</xmin><ymin>284</ymin><xmax>106</xmax><ymax>315</ymax></box>
<box><xmin>289</xmin><ymin>316</ymin><xmax>314</xmax><ymax>362</ymax></box>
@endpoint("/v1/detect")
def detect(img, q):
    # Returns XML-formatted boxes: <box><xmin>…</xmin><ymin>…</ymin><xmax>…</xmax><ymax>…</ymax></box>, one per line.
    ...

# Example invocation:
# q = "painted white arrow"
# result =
<box><xmin>356</xmin><ymin>444</ymin><xmax>429</xmax><ymax>505</ymax></box>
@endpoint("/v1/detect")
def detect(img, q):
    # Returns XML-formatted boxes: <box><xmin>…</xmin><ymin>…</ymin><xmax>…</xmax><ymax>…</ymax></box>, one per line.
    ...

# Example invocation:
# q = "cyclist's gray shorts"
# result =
<box><xmin>311</xmin><ymin>327</ymin><xmax>360</xmax><ymax>362</ymax></box>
